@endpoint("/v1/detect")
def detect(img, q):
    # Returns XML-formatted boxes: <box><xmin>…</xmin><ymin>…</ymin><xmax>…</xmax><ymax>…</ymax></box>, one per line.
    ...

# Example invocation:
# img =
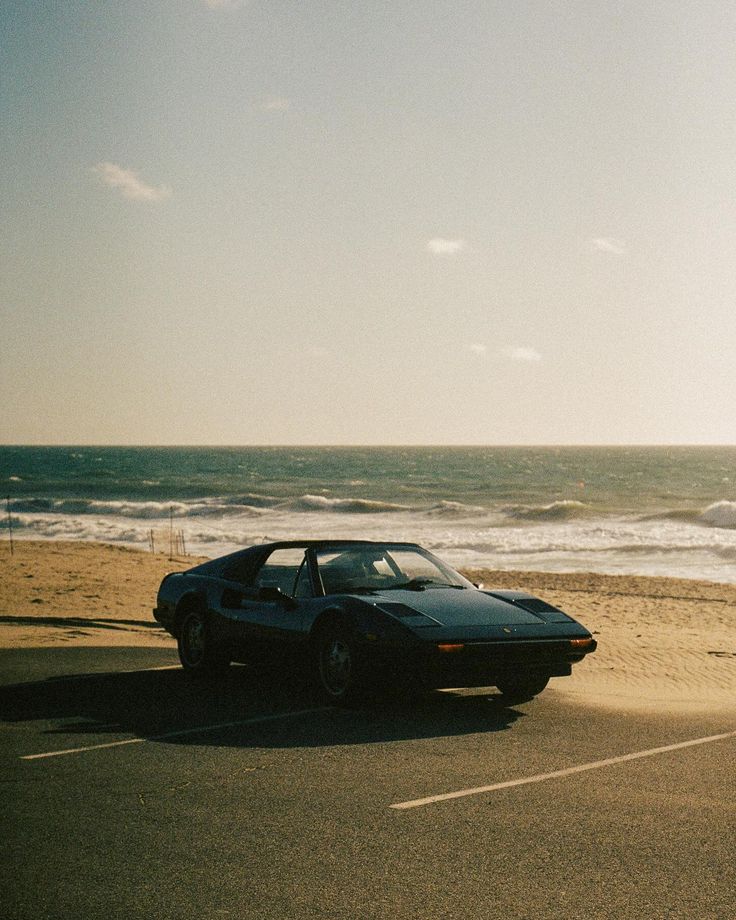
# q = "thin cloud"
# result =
<box><xmin>202</xmin><ymin>0</ymin><xmax>243</xmax><ymax>9</ymax></box>
<box><xmin>427</xmin><ymin>238</ymin><xmax>466</xmax><ymax>255</ymax></box>
<box><xmin>93</xmin><ymin>162</ymin><xmax>171</xmax><ymax>202</ymax></box>
<box><xmin>503</xmin><ymin>346</ymin><xmax>542</xmax><ymax>363</ymax></box>
<box><xmin>589</xmin><ymin>237</ymin><xmax>626</xmax><ymax>256</ymax></box>
<box><xmin>260</xmin><ymin>96</ymin><xmax>291</xmax><ymax>112</ymax></box>
<box><xmin>469</xmin><ymin>343</ymin><xmax>487</xmax><ymax>355</ymax></box>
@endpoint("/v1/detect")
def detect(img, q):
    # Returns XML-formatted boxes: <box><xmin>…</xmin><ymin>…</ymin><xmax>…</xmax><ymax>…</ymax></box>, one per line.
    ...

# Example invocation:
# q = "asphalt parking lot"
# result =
<box><xmin>2</xmin><ymin>647</ymin><xmax>735</xmax><ymax>920</ymax></box>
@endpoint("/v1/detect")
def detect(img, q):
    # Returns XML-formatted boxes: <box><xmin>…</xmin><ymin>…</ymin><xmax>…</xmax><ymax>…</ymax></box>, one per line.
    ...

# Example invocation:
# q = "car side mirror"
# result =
<box><xmin>473</xmin><ymin>582</ymin><xmax>485</xmax><ymax>590</ymax></box>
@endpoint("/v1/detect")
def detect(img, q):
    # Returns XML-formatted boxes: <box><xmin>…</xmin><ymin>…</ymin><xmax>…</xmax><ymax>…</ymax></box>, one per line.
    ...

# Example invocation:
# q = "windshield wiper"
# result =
<box><xmin>335</xmin><ymin>585</ymin><xmax>379</xmax><ymax>594</ymax></box>
<box><xmin>382</xmin><ymin>577</ymin><xmax>461</xmax><ymax>592</ymax></box>
<box><xmin>342</xmin><ymin>578</ymin><xmax>468</xmax><ymax>593</ymax></box>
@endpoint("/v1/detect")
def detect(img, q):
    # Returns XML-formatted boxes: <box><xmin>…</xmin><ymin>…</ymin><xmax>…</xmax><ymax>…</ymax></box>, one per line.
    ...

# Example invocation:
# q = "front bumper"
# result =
<box><xmin>366</xmin><ymin>636</ymin><xmax>596</xmax><ymax>690</ymax></box>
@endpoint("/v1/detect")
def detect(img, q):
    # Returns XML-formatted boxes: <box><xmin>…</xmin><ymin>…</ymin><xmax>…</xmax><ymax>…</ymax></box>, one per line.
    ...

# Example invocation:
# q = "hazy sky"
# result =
<box><xmin>2</xmin><ymin>1</ymin><xmax>735</xmax><ymax>445</ymax></box>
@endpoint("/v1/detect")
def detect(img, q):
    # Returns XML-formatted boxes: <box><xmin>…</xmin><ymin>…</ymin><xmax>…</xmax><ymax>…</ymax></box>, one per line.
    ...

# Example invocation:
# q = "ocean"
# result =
<box><xmin>3</xmin><ymin>446</ymin><xmax>736</xmax><ymax>583</ymax></box>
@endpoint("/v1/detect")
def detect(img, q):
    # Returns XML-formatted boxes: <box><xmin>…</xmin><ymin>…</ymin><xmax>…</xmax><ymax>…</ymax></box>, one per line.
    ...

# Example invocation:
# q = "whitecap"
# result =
<box><xmin>221</xmin><ymin>493</ymin><xmax>282</xmax><ymax>508</ymax></box>
<box><xmin>502</xmin><ymin>500</ymin><xmax>591</xmax><ymax>522</ymax></box>
<box><xmin>700</xmin><ymin>501</ymin><xmax>736</xmax><ymax>529</ymax></box>
<box><xmin>425</xmin><ymin>500</ymin><xmax>487</xmax><ymax>517</ymax></box>
<box><xmin>278</xmin><ymin>494</ymin><xmax>412</xmax><ymax>514</ymax></box>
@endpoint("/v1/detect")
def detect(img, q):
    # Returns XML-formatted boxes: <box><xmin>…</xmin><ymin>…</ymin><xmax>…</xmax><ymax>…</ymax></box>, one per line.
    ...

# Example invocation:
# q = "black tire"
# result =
<box><xmin>496</xmin><ymin>673</ymin><xmax>550</xmax><ymax>703</ymax></box>
<box><xmin>316</xmin><ymin>625</ymin><xmax>366</xmax><ymax>705</ymax></box>
<box><xmin>177</xmin><ymin>609</ymin><xmax>230</xmax><ymax>677</ymax></box>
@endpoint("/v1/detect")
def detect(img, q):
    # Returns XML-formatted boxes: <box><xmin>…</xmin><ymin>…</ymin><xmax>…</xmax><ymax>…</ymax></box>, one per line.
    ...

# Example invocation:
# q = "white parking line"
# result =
<box><xmin>21</xmin><ymin>707</ymin><xmax>331</xmax><ymax>761</ymax></box>
<box><xmin>390</xmin><ymin>729</ymin><xmax>736</xmax><ymax>810</ymax></box>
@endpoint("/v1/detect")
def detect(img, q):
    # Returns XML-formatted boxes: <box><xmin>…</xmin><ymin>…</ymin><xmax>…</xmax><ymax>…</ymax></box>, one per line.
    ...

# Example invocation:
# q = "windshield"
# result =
<box><xmin>315</xmin><ymin>545</ymin><xmax>473</xmax><ymax>595</ymax></box>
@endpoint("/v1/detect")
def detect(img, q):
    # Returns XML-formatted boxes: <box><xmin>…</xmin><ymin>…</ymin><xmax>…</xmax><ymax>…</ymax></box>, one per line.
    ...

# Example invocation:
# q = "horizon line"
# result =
<box><xmin>2</xmin><ymin>443</ymin><xmax>736</xmax><ymax>450</ymax></box>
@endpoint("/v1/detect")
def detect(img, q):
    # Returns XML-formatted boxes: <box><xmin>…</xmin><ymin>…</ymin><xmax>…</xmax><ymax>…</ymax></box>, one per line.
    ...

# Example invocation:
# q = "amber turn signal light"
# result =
<box><xmin>437</xmin><ymin>643</ymin><xmax>465</xmax><ymax>653</ymax></box>
<box><xmin>569</xmin><ymin>637</ymin><xmax>594</xmax><ymax>648</ymax></box>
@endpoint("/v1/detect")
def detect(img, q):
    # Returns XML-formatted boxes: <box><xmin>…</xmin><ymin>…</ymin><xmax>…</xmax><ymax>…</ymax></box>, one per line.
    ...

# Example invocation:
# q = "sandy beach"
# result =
<box><xmin>1</xmin><ymin>540</ymin><xmax>734</xmax><ymax>713</ymax></box>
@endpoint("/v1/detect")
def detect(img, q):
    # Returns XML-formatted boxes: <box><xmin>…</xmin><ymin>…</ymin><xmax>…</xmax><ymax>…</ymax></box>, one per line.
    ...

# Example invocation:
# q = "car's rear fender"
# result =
<box><xmin>173</xmin><ymin>591</ymin><xmax>209</xmax><ymax>637</ymax></box>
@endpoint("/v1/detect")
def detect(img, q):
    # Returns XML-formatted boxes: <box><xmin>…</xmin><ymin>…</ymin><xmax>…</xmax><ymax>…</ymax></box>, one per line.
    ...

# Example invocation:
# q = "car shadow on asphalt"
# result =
<box><xmin>0</xmin><ymin>663</ymin><xmax>526</xmax><ymax>750</ymax></box>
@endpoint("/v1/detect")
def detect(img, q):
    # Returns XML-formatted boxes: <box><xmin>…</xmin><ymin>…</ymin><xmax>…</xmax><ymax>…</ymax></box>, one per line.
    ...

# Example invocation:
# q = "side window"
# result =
<box><xmin>254</xmin><ymin>548</ymin><xmax>307</xmax><ymax>597</ymax></box>
<box><xmin>223</xmin><ymin>554</ymin><xmax>260</xmax><ymax>585</ymax></box>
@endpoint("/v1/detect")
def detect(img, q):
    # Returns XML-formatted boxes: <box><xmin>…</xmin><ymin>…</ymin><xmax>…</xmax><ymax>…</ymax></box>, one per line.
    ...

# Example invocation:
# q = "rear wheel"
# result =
<box><xmin>177</xmin><ymin>609</ymin><xmax>229</xmax><ymax>677</ymax></box>
<box><xmin>496</xmin><ymin>673</ymin><xmax>550</xmax><ymax>703</ymax></box>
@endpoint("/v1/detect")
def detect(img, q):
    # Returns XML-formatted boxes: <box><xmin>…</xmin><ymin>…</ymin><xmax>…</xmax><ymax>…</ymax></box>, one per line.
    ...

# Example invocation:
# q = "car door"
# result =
<box><xmin>230</xmin><ymin>547</ymin><xmax>310</xmax><ymax>662</ymax></box>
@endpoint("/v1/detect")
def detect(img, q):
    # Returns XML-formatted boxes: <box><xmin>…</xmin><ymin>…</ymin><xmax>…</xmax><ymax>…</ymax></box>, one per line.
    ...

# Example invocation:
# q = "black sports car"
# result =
<box><xmin>154</xmin><ymin>540</ymin><xmax>596</xmax><ymax>703</ymax></box>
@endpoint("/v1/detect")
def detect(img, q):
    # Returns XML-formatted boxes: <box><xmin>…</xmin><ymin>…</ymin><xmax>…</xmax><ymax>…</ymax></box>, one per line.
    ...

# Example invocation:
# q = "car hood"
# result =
<box><xmin>368</xmin><ymin>587</ymin><xmax>570</xmax><ymax>629</ymax></box>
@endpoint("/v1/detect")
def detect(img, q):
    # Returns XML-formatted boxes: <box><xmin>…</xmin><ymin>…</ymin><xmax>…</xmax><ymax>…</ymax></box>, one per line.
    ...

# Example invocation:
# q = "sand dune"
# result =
<box><xmin>1</xmin><ymin>542</ymin><xmax>734</xmax><ymax>712</ymax></box>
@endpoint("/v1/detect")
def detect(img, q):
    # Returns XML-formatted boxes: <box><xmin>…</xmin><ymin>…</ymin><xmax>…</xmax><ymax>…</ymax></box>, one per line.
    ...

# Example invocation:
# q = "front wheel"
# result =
<box><xmin>496</xmin><ymin>673</ymin><xmax>550</xmax><ymax>703</ymax></box>
<box><xmin>316</xmin><ymin>627</ymin><xmax>366</xmax><ymax>705</ymax></box>
<box><xmin>177</xmin><ymin>609</ymin><xmax>229</xmax><ymax>677</ymax></box>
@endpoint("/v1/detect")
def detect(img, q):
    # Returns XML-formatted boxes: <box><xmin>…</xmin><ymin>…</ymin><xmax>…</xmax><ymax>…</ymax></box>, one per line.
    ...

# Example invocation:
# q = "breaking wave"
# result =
<box><xmin>637</xmin><ymin>503</ymin><xmax>736</xmax><ymax>530</ymax></box>
<box><xmin>699</xmin><ymin>501</ymin><xmax>736</xmax><ymax>529</ymax></box>
<box><xmin>276</xmin><ymin>495</ymin><xmax>411</xmax><ymax>514</ymax></box>
<box><xmin>425</xmin><ymin>501</ymin><xmax>487</xmax><ymax>516</ymax></box>
<box><xmin>637</xmin><ymin>509</ymin><xmax>702</xmax><ymax>524</ymax></box>
<box><xmin>502</xmin><ymin>500</ymin><xmax>591</xmax><ymax>522</ymax></box>
<box><xmin>6</xmin><ymin>498</ymin><xmax>265</xmax><ymax>519</ymax></box>
<box><xmin>221</xmin><ymin>493</ymin><xmax>282</xmax><ymax>508</ymax></box>
<box><xmin>9</xmin><ymin>495</ymin><xmax>736</xmax><ymax>531</ymax></box>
